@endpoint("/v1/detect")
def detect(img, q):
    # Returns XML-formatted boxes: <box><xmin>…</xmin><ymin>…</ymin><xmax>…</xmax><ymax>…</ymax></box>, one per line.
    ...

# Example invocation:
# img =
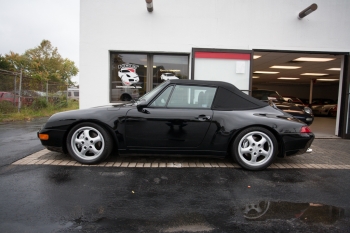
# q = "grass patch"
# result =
<box><xmin>0</xmin><ymin>99</ymin><xmax>79</xmax><ymax>122</ymax></box>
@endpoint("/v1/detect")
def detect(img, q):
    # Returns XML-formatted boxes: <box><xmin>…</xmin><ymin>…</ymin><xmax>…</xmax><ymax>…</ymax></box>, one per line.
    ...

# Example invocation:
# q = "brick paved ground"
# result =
<box><xmin>12</xmin><ymin>139</ymin><xmax>350</xmax><ymax>169</ymax></box>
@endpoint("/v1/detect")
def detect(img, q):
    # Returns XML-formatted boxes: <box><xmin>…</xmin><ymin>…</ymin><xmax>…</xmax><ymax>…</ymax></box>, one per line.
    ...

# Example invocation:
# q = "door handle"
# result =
<box><xmin>196</xmin><ymin>115</ymin><xmax>211</xmax><ymax>121</ymax></box>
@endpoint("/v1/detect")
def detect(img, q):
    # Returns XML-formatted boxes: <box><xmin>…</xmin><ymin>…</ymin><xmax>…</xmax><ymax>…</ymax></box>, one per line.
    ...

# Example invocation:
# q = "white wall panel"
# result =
<box><xmin>80</xmin><ymin>0</ymin><xmax>350</xmax><ymax>108</ymax></box>
<box><xmin>194</xmin><ymin>59</ymin><xmax>250</xmax><ymax>91</ymax></box>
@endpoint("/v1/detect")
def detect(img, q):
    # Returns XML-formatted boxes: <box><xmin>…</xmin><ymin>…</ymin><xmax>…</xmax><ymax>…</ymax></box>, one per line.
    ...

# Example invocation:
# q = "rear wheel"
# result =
<box><xmin>66</xmin><ymin>122</ymin><xmax>113</xmax><ymax>164</ymax></box>
<box><xmin>232</xmin><ymin>127</ymin><xmax>277</xmax><ymax>170</ymax></box>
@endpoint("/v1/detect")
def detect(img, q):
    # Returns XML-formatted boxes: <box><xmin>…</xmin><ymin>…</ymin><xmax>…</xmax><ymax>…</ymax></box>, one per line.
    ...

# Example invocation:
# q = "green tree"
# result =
<box><xmin>4</xmin><ymin>40</ymin><xmax>78</xmax><ymax>85</ymax></box>
<box><xmin>0</xmin><ymin>54</ymin><xmax>12</xmax><ymax>70</ymax></box>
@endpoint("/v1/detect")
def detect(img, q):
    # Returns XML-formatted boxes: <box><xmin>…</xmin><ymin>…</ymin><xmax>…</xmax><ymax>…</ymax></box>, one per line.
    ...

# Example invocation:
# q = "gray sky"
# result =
<box><xmin>0</xmin><ymin>0</ymin><xmax>80</xmax><ymax>83</ymax></box>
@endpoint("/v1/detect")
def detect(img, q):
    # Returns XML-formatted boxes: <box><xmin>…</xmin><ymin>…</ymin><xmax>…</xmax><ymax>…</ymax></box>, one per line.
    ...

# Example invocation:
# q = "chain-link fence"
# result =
<box><xmin>0</xmin><ymin>69</ymin><xmax>73</xmax><ymax>114</ymax></box>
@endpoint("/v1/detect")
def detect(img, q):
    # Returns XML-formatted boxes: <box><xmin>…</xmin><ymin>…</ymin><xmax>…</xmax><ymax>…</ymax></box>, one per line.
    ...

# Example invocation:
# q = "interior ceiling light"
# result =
<box><xmin>253</xmin><ymin>55</ymin><xmax>261</xmax><ymax>59</ymax></box>
<box><xmin>253</xmin><ymin>71</ymin><xmax>279</xmax><ymax>74</ymax></box>
<box><xmin>252</xmin><ymin>76</ymin><xmax>260</xmax><ymax>79</ymax></box>
<box><xmin>270</xmin><ymin>65</ymin><xmax>301</xmax><ymax>69</ymax></box>
<box><xmin>327</xmin><ymin>68</ymin><xmax>341</xmax><ymax>71</ymax></box>
<box><xmin>293</xmin><ymin>57</ymin><xmax>336</xmax><ymax>62</ymax></box>
<box><xmin>301</xmin><ymin>73</ymin><xmax>328</xmax><ymax>76</ymax></box>
<box><xmin>317</xmin><ymin>79</ymin><xmax>339</xmax><ymax>81</ymax></box>
<box><xmin>277</xmin><ymin>77</ymin><xmax>300</xmax><ymax>80</ymax></box>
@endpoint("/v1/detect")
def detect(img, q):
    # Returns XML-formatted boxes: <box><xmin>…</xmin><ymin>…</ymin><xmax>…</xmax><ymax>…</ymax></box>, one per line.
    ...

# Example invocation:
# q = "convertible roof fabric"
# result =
<box><xmin>169</xmin><ymin>79</ymin><xmax>268</xmax><ymax>110</ymax></box>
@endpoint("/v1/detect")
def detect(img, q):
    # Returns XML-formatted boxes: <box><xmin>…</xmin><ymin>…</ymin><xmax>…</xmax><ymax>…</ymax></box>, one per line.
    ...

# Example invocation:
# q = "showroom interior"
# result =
<box><xmin>251</xmin><ymin>50</ymin><xmax>346</xmax><ymax>139</ymax></box>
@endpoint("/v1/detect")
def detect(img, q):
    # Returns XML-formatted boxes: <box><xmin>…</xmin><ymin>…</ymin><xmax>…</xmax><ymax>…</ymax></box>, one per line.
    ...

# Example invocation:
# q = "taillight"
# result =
<box><xmin>300</xmin><ymin>126</ymin><xmax>312</xmax><ymax>133</ymax></box>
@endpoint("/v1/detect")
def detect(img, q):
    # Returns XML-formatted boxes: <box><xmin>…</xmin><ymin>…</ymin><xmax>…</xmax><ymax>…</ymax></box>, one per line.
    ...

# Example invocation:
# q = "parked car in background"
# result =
<box><xmin>329</xmin><ymin>105</ymin><xmax>337</xmax><ymax>117</ymax></box>
<box><xmin>67</xmin><ymin>88</ymin><xmax>79</xmax><ymax>101</ymax></box>
<box><xmin>38</xmin><ymin>80</ymin><xmax>314</xmax><ymax>171</ymax></box>
<box><xmin>160</xmin><ymin>73</ymin><xmax>179</xmax><ymax>80</ymax></box>
<box><xmin>282</xmin><ymin>96</ymin><xmax>306</xmax><ymax>106</ymax></box>
<box><xmin>309</xmin><ymin>99</ymin><xmax>336</xmax><ymax>116</ymax></box>
<box><xmin>55</xmin><ymin>88</ymin><xmax>80</xmax><ymax>101</ymax></box>
<box><xmin>252</xmin><ymin>89</ymin><xmax>314</xmax><ymax>125</ymax></box>
<box><xmin>0</xmin><ymin>91</ymin><xmax>34</xmax><ymax>106</ymax></box>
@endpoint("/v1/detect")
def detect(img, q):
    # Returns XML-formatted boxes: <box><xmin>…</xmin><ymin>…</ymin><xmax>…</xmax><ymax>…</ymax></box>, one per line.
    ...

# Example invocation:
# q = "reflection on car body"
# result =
<box><xmin>38</xmin><ymin>80</ymin><xmax>314</xmax><ymax>171</ymax></box>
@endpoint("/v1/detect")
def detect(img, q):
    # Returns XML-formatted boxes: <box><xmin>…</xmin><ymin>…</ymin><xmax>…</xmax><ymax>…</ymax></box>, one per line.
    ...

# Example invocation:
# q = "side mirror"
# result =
<box><xmin>137</xmin><ymin>99</ymin><xmax>148</xmax><ymax>112</ymax></box>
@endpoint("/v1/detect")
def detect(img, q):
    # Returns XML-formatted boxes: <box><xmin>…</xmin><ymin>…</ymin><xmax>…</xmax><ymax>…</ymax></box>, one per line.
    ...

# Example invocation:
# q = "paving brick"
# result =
<box><xmin>203</xmin><ymin>163</ymin><xmax>212</xmax><ymax>168</ymax></box>
<box><xmin>217</xmin><ymin>162</ymin><xmax>227</xmax><ymax>168</ymax></box>
<box><xmin>9</xmin><ymin>139</ymin><xmax>350</xmax><ymax>170</ymax></box>
<box><xmin>224</xmin><ymin>162</ymin><xmax>235</xmax><ymax>168</ymax></box>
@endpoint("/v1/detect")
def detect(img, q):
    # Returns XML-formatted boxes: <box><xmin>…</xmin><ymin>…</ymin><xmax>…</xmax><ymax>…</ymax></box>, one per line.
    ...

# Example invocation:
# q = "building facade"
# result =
<box><xmin>80</xmin><ymin>0</ymin><xmax>350</xmax><ymax>138</ymax></box>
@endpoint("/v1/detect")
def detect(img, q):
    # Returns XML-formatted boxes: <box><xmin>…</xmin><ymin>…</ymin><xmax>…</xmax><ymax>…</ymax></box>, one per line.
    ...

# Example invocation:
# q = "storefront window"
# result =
<box><xmin>110</xmin><ymin>53</ymin><xmax>189</xmax><ymax>102</ymax></box>
<box><xmin>110</xmin><ymin>53</ymin><xmax>147</xmax><ymax>102</ymax></box>
<box><xmin>153</xmin><ymin>55</ymin><xmax>189</xmax><ymax>88</ymax></box>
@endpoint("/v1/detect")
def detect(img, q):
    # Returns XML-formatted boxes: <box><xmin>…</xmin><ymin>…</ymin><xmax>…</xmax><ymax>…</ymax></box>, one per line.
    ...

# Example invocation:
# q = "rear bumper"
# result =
<box><xmin>282</xmin><ymin>132</ymin><xmax>315</xmax><ymax>157</ymax></box>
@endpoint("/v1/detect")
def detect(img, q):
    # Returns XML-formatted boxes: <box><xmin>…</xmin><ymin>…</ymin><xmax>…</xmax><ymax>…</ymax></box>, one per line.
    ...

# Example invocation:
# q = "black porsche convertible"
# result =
<box><xmin>38</xmin><ymin>80</ymin><xmax>314</xmax><ymax>170</ymax></box>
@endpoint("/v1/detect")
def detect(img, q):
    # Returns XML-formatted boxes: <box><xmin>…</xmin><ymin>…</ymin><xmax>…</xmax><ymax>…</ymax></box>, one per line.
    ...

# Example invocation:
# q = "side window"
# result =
<box><xmin>68</xmin><ymin>92</ymin><xmax>72</xmax><ymax>97</ymax></box>
<box><xmin>74</xmin><ymin>91</ymin><xmax>79</xmax><ymax>97</ymax></box>
<box><xmin>167</xmin><ymin>85</ymin><xmax>216</xmax><ymax>109</ymax></box>
<box><xmin>150</xmin><ymin>86</ymin><xmax>173</xmax><ymax>107</ymax></box>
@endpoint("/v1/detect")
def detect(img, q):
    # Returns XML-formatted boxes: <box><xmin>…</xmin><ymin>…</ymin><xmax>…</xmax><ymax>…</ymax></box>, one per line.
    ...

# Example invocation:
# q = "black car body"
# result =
<box><xmin>252</xmin><ymin>90</ymin><xmax>314</xmax><ymax>125</ymax></box>
<box><xmin>38</xmin><ymin>80</ymin><xmax>314</xmax><ymax>170</ymax></box>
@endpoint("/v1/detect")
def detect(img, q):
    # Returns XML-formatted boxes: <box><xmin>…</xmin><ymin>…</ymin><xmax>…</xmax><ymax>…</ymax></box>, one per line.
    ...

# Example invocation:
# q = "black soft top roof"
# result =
<box><xmin>168</xmin><ymin>79</ymin><xmax>268</xmax><ymax>110</ymax></box>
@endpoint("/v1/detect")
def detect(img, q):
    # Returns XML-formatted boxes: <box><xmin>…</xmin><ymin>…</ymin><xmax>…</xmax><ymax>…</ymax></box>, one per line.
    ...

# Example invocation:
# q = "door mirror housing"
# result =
<box><xmin>137</xmin><ymin>99</ymin><xmax>148</xmax><ymax>112</ymax></box>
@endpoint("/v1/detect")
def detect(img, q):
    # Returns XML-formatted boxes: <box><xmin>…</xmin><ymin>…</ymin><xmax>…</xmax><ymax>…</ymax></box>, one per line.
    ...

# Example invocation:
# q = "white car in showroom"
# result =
<box><xmin>160</xmin><ymin>73</ymin><xmax>179</xmax><ymax>80</ymax></box>
<box><xmin>118</xmin><ymin>68</ymin><xmax>139</xmax><ymax>86</ymax></box>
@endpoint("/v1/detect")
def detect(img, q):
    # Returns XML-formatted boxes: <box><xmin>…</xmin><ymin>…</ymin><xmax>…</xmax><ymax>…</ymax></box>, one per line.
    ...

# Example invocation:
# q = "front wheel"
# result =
<box><xmin>232</xmin><ymin>127</ymin><xmax>277</xmax><ymax>170</ymax></box>
<box><xmin>66</xmin><ymin>122</ymin><xmax>113</xmax><ymax>164</ymax></box>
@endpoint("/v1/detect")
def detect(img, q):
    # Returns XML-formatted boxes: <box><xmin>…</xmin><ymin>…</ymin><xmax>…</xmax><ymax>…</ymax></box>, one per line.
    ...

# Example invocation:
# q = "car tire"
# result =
<box><xmin>232</xmin><ymin>127</ymin><xmax>277</xmax><ymax>171</ymax></box>
<box><xmin>66</xmin><ymin>122</ymin><xmax>113</xmax><ymax>164</ymax></box>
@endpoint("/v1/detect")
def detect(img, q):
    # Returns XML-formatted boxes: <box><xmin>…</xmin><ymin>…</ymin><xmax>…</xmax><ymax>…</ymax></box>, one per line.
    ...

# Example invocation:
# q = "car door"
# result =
<box><xmin>125</xmin><ymin>84</ymin><xmax>217</xmax><ymax>149</ymax></box>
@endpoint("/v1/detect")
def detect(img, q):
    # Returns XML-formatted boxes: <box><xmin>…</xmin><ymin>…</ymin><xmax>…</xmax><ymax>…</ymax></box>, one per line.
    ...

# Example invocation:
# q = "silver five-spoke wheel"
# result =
<box><xmin>71</xmin><ymin>126</ymin><xmax>105</xmax><ymax>161</ymax></box>
<box><xmin>67</xmin><ymin>123</ymin><xmax>113</xmax><ymax>164</ymax></box>
<box><xmin>233</xmin><ymin>127</ymin><xmax>277</xmax><ymax>170</ymax></box>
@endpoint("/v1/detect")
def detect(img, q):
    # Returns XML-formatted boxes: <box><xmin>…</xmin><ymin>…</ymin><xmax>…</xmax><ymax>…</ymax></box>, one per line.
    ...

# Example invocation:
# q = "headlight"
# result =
<box><xmin>304</xmin><ymin>107</ymin><xmax>312</xmax><ymax>114</ymax></box>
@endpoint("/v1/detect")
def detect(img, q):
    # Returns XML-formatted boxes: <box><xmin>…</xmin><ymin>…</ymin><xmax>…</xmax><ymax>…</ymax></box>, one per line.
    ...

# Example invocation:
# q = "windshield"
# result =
<box><xmin>138</xmin><ymin>81</ymin><xmax>169</xmax><ymax>102</ymax></box>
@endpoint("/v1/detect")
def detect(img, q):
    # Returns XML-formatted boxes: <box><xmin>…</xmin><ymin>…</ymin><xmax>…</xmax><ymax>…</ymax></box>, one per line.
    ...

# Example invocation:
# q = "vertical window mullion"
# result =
<box><xmin>147</xmin><ymin>54</ymin><xmax>153</xmax><ymax>92</ymax></box>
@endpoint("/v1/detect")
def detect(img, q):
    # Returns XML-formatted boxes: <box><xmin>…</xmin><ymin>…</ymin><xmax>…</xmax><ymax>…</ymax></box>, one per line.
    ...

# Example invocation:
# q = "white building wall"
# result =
<box><xmin>80</xmin><ymin>0</ymin><xmax>350</xmax><ymax>108</ymax></box>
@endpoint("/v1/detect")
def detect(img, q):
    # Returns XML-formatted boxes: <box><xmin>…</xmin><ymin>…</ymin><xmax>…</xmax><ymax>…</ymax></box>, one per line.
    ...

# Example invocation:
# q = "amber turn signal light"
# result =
<box><xmin>39</xmin><ymin>134</ymin><xmax>49</xmax><ymax>140</ymax></box>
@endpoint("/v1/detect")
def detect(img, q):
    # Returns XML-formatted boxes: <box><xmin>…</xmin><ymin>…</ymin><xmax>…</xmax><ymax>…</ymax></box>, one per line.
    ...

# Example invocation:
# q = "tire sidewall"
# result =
<box><xmin>232</xmin><ymin>127</ymin><xmax>277</xmax><ymax>171</ymax></box>
<box><xmin>66</xmin><ymin>122</ymin><xmax>113</xmax><ymax>164</ymax></box>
